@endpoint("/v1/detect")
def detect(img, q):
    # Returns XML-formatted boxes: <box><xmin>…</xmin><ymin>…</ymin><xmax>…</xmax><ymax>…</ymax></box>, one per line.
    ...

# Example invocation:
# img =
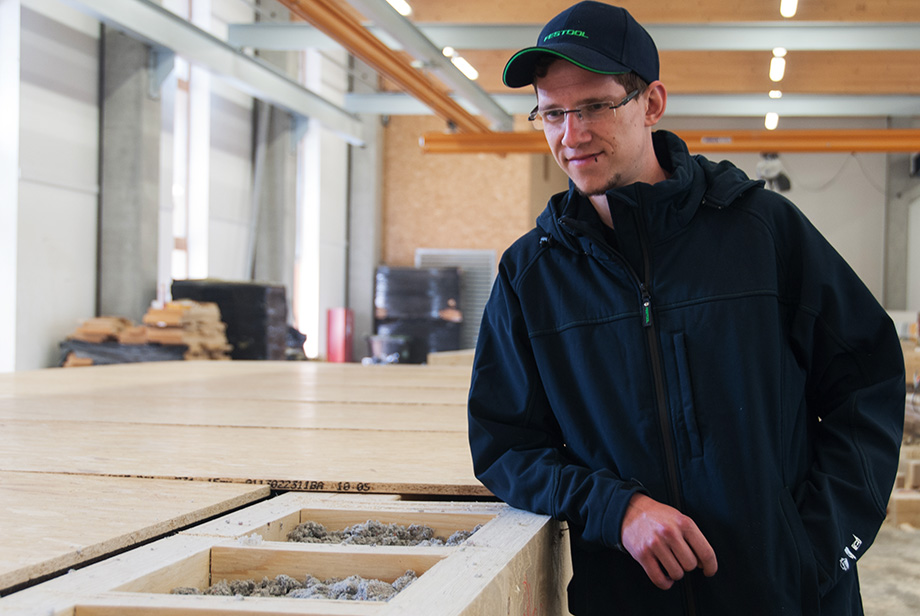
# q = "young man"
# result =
<box><xmin>467</xmin><ymin>2</ymin><xmax>905</xmax><ymax>614</ymax></box>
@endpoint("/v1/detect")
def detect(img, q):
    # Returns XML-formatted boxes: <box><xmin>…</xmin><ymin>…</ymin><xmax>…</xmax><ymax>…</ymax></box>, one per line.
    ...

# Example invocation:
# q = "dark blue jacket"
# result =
<box><xmin>468</xmin><ymin>131</ymin><xmax>904</xmax><ymax>615</ymax></box>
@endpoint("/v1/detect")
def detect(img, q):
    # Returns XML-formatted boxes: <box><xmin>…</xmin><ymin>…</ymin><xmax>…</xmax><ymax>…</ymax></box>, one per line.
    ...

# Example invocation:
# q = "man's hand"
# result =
<box><xmin>621</xmin><ymin>493</ymin><xmax>718</xmax><ymax>590</ymax></box>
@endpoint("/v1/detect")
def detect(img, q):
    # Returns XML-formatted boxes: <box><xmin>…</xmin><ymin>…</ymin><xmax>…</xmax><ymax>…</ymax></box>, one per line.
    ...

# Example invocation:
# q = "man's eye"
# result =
<box><xmin>583</xmin><ymin>103</ymin><xmax>610</xmax><ymax>114</ymax></box>
<box><xmin>543</xmin><ymin>109</ymin><xmax>565</xmax><ymax>121</ymax></box>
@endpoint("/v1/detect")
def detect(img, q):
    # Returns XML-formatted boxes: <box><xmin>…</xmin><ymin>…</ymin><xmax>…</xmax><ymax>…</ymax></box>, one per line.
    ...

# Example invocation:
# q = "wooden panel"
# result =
<box><xmin>0</xmin><ymin>396</ymin><xmax>467</xmax><ymax>432</ymax></box>
<box><xmin>661</xmin><ymin>50</ymin><xmax>920</xmax><ymax>95</ymax></box>
<box><xmin>461</xmin><ymin>49</ymin><xmax>920</xmax><ymax>95</ymax></box>
<box><xmin>381</xmin><ymin>114</ymin><xmax>533</xmax><ymax>267</ymax></box>
<box><xmin>0</xmin><ymin>362</ymin><xmax>472</xmax><ymax>399</ymax></box>
<box><xmin>0</xmin><ymin>472</ymin><xmax>268</xmax><ymax>593</ymax></box>
<box><xmin>0</xmin><ymin>420</ymin><xmax>484</xmax><ymax>495</ymax></box>
<box><xmin>407</xmin><ymin>0</ymin><xmax>920</xmax><ymax>23</ymax></box>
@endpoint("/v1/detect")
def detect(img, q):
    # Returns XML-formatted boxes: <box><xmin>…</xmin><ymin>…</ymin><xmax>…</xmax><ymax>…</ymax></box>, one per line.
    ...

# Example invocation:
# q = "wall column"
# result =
<box><xmin>347</xmin><ymin>56</ymin><xmax>384</xmax><ymax>362</ymax></box>
<box><xmin>98</xmin><ymin>26</ymin><xmax>161</xmax><ymax>321</ymax></box>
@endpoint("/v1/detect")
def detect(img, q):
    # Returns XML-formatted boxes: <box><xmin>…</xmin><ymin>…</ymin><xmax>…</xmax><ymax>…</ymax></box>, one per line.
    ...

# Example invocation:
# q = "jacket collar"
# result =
<box><xmin>538</xmin><ymin>130</ymin><xmax>760</xmax><ymax>251</ymax></box>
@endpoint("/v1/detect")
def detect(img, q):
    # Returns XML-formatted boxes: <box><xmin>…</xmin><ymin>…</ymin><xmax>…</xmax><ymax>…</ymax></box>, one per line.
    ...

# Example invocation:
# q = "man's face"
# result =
<box><xmin>534</xmin><ymin>61</ymin><xmax>653</xmax><ymax>196</ymax></box>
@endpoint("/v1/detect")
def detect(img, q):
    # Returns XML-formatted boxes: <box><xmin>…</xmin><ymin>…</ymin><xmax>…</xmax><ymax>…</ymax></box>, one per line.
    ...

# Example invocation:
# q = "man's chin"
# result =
<box><xmin>574</xmin><ymin>180</ymin><xmax>618</xmax><ymax>197</ymax></box>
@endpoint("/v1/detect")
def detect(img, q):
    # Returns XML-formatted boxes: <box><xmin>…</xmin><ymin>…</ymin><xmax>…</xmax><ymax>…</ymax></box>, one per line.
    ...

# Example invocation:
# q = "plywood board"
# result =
<box><xmin>0</xmin><ymin>420</ymin><xmax>484</xmax><ymax>495</ymax></box>
<box><xmin>0</xmin><ymin>472</ymin><xmax>268</xmax><ymax>593</ymax></box>
<box><xmin>0</xmin><ymin>396</ymin><xmax>467</xmax><ymax>432</ymax></box>
<box><xmin>0</xmin><ymin>362</ymin><xmax>472</xmax><ymax>400</ymax></box>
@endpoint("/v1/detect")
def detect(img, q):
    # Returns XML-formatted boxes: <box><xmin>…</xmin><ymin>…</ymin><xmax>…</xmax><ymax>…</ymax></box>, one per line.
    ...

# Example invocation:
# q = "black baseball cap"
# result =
<box><xmin>503</xmin><ymin>1</ymin><xmax>659</xmax><ymax>88</ymax></box>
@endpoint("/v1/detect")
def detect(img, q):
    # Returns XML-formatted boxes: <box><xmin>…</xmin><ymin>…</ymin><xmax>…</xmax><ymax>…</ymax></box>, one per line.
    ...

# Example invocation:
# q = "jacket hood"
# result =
<box><xmin>536</xmin><ymin>130</ymin><xmax>762</xmax><ymax>252</ymax></box>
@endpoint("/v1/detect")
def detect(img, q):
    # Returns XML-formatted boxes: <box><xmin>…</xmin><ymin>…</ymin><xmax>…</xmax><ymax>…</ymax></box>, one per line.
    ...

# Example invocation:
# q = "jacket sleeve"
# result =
<box><xmin>467</xmin><ymin>256</ymin><xmax>646</xmax><ymax>550</ymax></box>
<box><xmin>779</xmin><ymin>198</ymin><xmax>905</xmax><ymax>596</ymax></box>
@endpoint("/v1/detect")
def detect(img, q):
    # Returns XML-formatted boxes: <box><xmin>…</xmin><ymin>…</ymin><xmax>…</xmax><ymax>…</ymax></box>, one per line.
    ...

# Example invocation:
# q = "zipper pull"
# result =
<box><xmin>640</xmin><ymin>284</ymin><xmax>652</xmax><ymax>327</ymax></box>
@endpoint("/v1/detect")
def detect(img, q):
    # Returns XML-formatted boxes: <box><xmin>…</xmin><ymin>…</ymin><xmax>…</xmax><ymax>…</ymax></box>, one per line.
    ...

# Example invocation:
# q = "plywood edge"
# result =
<box><xmin>182</xmin><ymin>492</ymin><xmax>504</xmax><ymax>541</ymax></box>
<box><xmin>73</xmin><ymin>591</ymin><xmax>384</xmax><ymax>615</ymax></box>
<box><xmin>379</xmin><ymin>508</ymin><xmax>566</xmax><ymax>616</ymax></box>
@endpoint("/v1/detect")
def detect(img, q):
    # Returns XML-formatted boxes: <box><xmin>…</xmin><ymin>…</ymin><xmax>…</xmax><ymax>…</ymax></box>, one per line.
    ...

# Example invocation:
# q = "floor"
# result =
<box><xmin>859</xmin><ymin>524</ymin><xmax>920</xmax><ymax>615</ymax></box>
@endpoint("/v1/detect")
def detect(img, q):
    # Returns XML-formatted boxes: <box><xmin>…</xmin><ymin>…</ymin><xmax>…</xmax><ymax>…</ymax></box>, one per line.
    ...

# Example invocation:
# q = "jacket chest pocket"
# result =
<box><xmin>665</xmin><ymin>332</ymin><xmax>704</xmax><ymax>459</ymax></box>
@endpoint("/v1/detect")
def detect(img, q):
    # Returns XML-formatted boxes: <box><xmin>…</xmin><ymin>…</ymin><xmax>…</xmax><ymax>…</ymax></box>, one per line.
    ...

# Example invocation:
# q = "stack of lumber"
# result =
<box><xmin>143</xmin><ymin>300</ymin><xmax>232</xmax><ymax>360</ymax></box>
<box><xmin>68</xmin><ymin>316</ymin><xmax>146</xmax><ymax>345</ymax></box>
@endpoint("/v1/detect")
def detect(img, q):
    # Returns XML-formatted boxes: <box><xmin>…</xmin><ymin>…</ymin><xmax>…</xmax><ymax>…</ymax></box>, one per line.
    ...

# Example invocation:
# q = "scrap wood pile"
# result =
<box><xmin>143</xmin><ymin>300</ymin><xmax>232</xmax><ymax>360</ymax></box>
<box><xmin>64</xmin><ymin>300</ymin><xmax>232</xmax><ymax>366</ymax></box>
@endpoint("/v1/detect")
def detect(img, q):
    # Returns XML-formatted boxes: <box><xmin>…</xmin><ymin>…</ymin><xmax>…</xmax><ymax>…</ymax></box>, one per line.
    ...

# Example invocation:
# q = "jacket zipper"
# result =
<box><xmin>561</xmin><ymin>213</ymin><xmax>697</xmax><ymax>616</ymax></box>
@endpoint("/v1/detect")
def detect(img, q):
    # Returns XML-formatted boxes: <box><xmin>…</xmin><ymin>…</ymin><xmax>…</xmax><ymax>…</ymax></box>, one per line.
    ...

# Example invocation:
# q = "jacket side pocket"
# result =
<box><xmin>779</xmin><ymin>487</ymin><xmax>821</xmax><ymax>615</ymax></box>
<box><xmin>673</xmin><ymin>332</ymin><xmax>703</xmax><ymax>458</ymax></box>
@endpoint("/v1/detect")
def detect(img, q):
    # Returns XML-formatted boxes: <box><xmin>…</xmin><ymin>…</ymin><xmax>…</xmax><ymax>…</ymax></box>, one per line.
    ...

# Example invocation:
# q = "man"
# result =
<box><xmin>467</xmin><ymin>2</ymin><xmax>905</xmax><ymax>614</ymax></box>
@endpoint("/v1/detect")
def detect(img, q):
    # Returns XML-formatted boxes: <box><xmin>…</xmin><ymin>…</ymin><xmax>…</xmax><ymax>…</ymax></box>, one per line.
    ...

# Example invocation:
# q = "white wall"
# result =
<box><xmin>0</xmin><ymin>0</ymin><xmax>21</xmax><ymax>372</ymax></box>
<box><xmin>205</xmin><ymin>0</ymin><xmax>255</xmax><ymax>281</ymax></box>
<box><xmin>16</xmin><ymin>0</ymin><xmax>99</xmax><ymax>370</ymax></box>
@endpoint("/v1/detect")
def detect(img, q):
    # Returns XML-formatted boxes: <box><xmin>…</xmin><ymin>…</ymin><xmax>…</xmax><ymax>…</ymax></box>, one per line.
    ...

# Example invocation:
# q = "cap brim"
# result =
<box><xmin>502</xmin><ymin>44</ymin><xmax>632</xmax><ymax>88</ymax></box>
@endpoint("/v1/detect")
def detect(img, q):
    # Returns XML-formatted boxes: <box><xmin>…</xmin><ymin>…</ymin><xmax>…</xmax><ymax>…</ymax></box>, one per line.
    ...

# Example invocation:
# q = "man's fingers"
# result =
<box><xmin>685</xmin><ymin>527</ymin><xmax>719</xmax><ymax>577</ymax></box>
<box><xmin>638</xmin><ymin>553</ymin><xmax>675</xmax><ymax>590</ymax></box>
<box><xmin>621</xmin><ymin>494</ymin><xmax>719</xmax><ymax>589</ymax></box>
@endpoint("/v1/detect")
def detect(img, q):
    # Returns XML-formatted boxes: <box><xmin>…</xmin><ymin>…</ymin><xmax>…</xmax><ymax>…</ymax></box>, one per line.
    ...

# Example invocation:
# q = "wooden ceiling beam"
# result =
<box><xmin>276</xmin><ymin>0</ymin><xmax>491</xmax><ymax>134</ymax></box>
<box><xmin>419</xmin><ymin>129</ymin><xmax>920</xmax><ymax>154</ymax></box>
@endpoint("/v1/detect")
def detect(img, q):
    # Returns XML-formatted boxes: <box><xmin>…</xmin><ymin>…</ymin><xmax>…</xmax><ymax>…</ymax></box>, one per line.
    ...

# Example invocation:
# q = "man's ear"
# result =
<box><xmin>643</xmin><ymin>81</ymin><xmax>667</xmax><ymax>127</ymax></box>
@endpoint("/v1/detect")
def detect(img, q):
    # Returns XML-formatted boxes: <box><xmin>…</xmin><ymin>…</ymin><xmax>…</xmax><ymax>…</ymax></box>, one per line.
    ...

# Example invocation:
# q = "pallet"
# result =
<box><xmin>0</xmin><ymin>493</ymin><xmax>569</xmax><ymax>616</ymax></box>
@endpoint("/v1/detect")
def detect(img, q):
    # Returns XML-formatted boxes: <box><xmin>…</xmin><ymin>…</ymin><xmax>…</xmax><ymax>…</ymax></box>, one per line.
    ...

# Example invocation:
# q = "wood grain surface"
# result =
<box><xmin>0</xmin><ymin>361</ymin><xmax>485</xmax><ymax>596</ymax></box>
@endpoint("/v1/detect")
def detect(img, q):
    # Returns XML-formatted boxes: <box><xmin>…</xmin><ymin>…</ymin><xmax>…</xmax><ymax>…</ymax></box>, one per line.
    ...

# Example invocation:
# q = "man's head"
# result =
<box><xmin>503</xmin><ymin>3</ymin><xmax>668</xmax><ymax>196</ymax></box>
<box><xmin>502</xmin><ymin>1</ymin><xmax>659</xmax><ymax>90</ymax></box>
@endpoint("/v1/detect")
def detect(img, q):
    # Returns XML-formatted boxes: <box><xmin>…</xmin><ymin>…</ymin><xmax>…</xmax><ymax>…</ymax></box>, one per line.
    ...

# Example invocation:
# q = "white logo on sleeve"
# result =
<box><xmin>838</xmin><ymin>535</ymin><xmax>863</xmax><ymax>571</ymax></box>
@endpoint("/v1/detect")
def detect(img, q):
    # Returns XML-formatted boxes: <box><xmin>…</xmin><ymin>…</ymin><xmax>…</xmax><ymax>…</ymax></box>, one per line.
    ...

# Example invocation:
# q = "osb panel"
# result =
<box><xmin>382</xmin><ymin>115</ymin><xmax>535</xmax><ymax>267</ymax></box>
<box><xmin>409</xmin><ymin>49</ymin><xmax>920</xmax><ymax>96</ymax></box>
<box><xmin>407</xmin><ymin>0</ymin><xmax>918</xmax><ymax>23</ymax></box>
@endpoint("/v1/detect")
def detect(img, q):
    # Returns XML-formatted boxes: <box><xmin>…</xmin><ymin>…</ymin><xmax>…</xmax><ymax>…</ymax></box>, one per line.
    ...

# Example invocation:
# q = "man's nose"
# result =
<box><xmin>560</xmin><ymin>111</ymin><xmax>590</xmax><ymax>146</ymax></box>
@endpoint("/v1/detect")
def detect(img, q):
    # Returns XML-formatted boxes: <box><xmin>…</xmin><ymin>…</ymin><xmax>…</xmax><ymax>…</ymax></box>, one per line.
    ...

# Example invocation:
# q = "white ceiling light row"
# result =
<box><xmin>767</xmin><ymin>0</ymin><xmax>798</xmax><ymax>129</ymax></box>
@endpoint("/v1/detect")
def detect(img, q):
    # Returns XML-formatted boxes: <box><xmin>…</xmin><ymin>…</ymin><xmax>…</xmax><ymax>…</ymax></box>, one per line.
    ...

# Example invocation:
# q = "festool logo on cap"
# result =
<box><xmin>543</xmin><ymin>29</ymin><xmax>589</xmax><ymax>43</ymax></box>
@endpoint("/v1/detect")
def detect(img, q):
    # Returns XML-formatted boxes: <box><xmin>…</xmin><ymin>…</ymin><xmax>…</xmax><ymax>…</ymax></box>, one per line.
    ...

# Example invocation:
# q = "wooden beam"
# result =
<box><xmin>276</xmin><ymin>0</ymin><xmax>491</xmax><ymax>134</ymax></box>
<box><xmin>420</xmin><ymin>129</ymin><xmax>920</xmax><ymax>154</ymax></box>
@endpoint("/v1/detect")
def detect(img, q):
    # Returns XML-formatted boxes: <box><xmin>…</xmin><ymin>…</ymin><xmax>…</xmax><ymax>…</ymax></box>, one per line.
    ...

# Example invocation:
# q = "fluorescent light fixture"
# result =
<box><xmin>386</xmin><ymin>0</ymin><xmax>412</xmax><ymax>16</ymax></box>
<box><xmin>765</xmin><ymin>112</ymin><xmax>779</xmax><ymax>130</ymax></box>
<box><xmin>780</xmin><ymin>0</ymin><xmax>798</xmax><ymax>18</ymax></box>
<box><xmin>442</xmin><ymin>46</ymin><xmax>479</xmax><ymax>80</ymax></box>
<box><xmin>770</xmin><ymin>56</ymin><xmax>786</xmax><ymax>82</ymax></box>
<box><xmin>450</xmin><ymin>55</ymin><xmax>479</xmax><ymax>81</ymax></box>
<box><xmin>769</xmin><ymin>90</ymin><xmax>783</xmax><ymax>99</ymax></box>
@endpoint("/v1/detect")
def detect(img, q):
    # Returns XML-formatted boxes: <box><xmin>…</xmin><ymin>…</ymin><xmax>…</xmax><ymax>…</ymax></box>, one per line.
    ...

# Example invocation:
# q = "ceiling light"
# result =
<box><xmin>450</xmin><ymin>55</ymin><xmax>479</xmax><ymax>81</ymax></box>
<box><xmin>773</xmin><ymin>47</ymin><xmax>787</xmax><ymax>58</ymax></box>
<box><xmin>442</xmin><ymin>46</ymin><xmax>479</xmax><ymax>80</ymax></box>
<box><xmin>769</xmin><ymin>90</ymin><xmax>783</xmax><ymax>99</ymax></box>
<box><xmin>770</xmin><ymin>56</ymin><xmax>786</xmax><ymax>82</ymax></box>
<box><xmin>385</xmin><ymin>0</ymin><xmax>412</xmax><ymax>17</ymax></box>
<box><xmin>765</xmin><ymin>112</ymin><xmax>780</xmax><ymax>130</ymax></box>
<box><xmin>780</xmin><ymin>0</ymin><xmax>798</xmax><ymax>18</ymax></box>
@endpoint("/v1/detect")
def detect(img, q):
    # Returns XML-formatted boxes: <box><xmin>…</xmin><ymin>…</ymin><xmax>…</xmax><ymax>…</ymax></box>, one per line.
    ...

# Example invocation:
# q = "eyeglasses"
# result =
<box><xmin>528</xmin><ymin>89</ymin><xmax>641</xmax><ymax>131</ymax></box>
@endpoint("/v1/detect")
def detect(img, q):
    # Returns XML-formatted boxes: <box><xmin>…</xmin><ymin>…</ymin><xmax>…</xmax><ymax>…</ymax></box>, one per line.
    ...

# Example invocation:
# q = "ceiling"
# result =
<box><xmin>262</xmin><ymin>0</ymin><xmax>920</xmax><ymax>125</ymax></box>
<box><xmin>64</xmin><ymin>0</ymin><xmax>920</xmax><ymax>152</ymax></box>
